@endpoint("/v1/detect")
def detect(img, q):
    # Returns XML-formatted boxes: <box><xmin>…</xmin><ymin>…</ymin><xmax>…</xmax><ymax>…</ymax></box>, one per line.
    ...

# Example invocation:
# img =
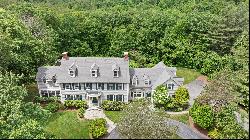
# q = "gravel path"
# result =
<box><xmin>105</xmin><ymin>119</ymin><xmax>208</xmax><ymax>139</ymax></box>
<box><xmin>184</xmin><ymin>80</ymin><xmax>206</xmax><ymax>105</ymax></box>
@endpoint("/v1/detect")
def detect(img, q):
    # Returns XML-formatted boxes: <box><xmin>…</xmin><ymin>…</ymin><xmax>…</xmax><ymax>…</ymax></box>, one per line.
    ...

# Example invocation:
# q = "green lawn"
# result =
<box><xmin>169</xmin><ymin>113</ymin><xmax>189</xmax><ymax>125</ymax></box>
<box><xmin>176</xmin><ymin>67</ymin><xmax>202</xmax><ymax>85</ymax></box>
<box><xmin>104</xmin><ymin>111</ymin><xmax>122</xmax><ymax>123</ymax></box>
<box><xmin>45</xmin><ymin>111</ymin><xmax>90</xmax><ymax>139</ymax></box>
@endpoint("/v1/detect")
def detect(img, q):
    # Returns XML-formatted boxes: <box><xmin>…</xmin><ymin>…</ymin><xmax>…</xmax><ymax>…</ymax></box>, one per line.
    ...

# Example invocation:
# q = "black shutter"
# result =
<box><xmin>90</xmin><ymin>83</ymin><xmax>92</xmax><ymax>90</ymax></box>
<box><xmin>63</xmin><ymin>83</ymin><xmax>65</xmax><ymax>90</ymax></box>
<box><xmin>70</xmin><ymin>83</ymin><xmax>72</xmax><ymax>90</ymax></box>
<box><xmin>123</xmin><ymin>83</ymin><xmax>124</xmax><ymax>90</ymax></box>
<box><xmin>72</xmin><ymin>83</ymin><xmax>75</xmax><ymax>90</ymax></box>
<box><xmin>79</xmin><ymin>83</ymin><xmax>81</xmax><ymax>90</ymax></box>
<box><xmin>96</xmin><ymin>83</ymin><xmax>97</xmax><ymax>90</ymax></box>
<box><xmin>116</xmin><ymin>84</ymin><xmax>118</xmax><ymax>90</ymax></box>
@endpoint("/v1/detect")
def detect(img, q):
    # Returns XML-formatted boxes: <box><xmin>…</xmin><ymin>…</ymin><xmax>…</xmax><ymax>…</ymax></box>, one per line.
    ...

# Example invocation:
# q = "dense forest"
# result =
<box><xmin>0</xmin><ymin>0</ymin><xmax>249</xmax><ymax>139</ymax></box>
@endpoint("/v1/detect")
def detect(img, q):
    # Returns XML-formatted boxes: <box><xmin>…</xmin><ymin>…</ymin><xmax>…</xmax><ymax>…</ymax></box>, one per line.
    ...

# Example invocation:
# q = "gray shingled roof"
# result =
<box><xmin>36</xmin><ymin>57</ymin><xmax>130</xmax><ymax>83</ymax></box>
<box><xmin>129</xmin><ymin>61</ymin><xmax>184</xmax><ymax>89</ymax></box>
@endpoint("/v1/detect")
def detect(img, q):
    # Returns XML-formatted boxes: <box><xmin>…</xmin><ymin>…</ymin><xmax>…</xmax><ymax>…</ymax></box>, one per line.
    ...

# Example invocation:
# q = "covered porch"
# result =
<box><xmin>86</xmin><ymin>90</ymin><xmax>102</xmax><ymax>107</ymax></box>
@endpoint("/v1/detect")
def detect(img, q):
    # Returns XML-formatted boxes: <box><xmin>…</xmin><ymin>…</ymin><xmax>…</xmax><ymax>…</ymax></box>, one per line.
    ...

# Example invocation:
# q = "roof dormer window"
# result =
<box><xmin>91</xmin><ymin>63</ymin><xmax>99</xmax><ymax>77</ymax></box>
<box><xmin>145</xmin><ymin>79</ymin><xmax>150</xmax><ymax>85</ymax></box>
<box><xmin>52</xmin><ymin>75</ymin><xmax>56</xmax><ymax>83</ymax></box>
<box><xmin>42</xmin><ymin>76</ymin><xmax>46</xmax><ymax>83</ymax></box>
<box><xmin>69</xmin><ymin>68</ymin><xmax>75</xmax><ymax>77</ymax></box>
<box><xmin>91</xmin><ymin>70</ymin><xmax>97</xmax><ymax>77</ymax></box>
<box><xmin>114</xmin><ymin>70</ymin><xmax>119</xmax><ymax>77</ymax></box>
<box><xmin>132</xmin><ymin>75</ymin><xmax>138</xmax><ymax>85</ymax></box>
<box><xmin>112</xmin><ymin>64</ymin><xmax>120</xmax><ymax>78</ymax></box>
<box><xmin>143</xmin><ymin>75</ymin><xmax>150</xmax><ymax>86</ymax></box>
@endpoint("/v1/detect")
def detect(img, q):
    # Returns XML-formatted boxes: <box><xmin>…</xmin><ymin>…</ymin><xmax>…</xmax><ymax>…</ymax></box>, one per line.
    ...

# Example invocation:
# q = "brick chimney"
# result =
<box><xmin>62</xmin><ymin>52</ymin><xmax>69</xmax><ymax>60</ymax></box>
<box><xmin>124</xmin><ymin>52</ymin><xmax>129</xmax><ymax>61</ymax></box>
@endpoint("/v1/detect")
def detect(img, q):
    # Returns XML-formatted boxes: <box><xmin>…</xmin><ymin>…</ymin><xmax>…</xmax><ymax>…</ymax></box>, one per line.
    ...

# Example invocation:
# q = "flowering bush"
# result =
<box><xmin>101</xmin><ymin>100</ymin><xmax>125</xmax><ymax>111</ymax></box>
<box><xmin>153</xmin><ymin>85</ymin><xmax>169</xmax><ymax>107</ymax></box>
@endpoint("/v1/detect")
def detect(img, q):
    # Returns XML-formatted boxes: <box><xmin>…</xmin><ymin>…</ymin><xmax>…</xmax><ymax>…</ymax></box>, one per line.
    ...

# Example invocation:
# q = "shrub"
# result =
<box><xmin>173</xmin><ymin>86</ymin><xmax>189</xmax><ymax>107</ymax></box>
<box><xmin>153</xmin><ymin>85</ymin><xmax>169</xmax><ymax>107</ymax></box>
<box><xmin>74</xmin><ymin>100</ymin><xmax>88</xmax><ymax>108</ymax></box>
<box><xmin>64</xmin><ymin>100</ymin><xmax>88</xmax><ymax>109</ymax></box>
<box><xmin>89</xmin><ymin>118</ymin><xmax>107</xmax><ymax>139</ymax></box>
<box><xmin>208</xmin><ymin>128</ymin><xmax>219</xmax><ymax>139</ymax></box>
<box><xmin>33</xmin><ymin>96</ymin><xmax>60</xmax><ymax>103</ymax></box>
<box><xmin>101</xmin><ymin>100</ymin><xmax>125</xmax><ymax>111</ymax></box>
<box><xmin>45</xmin><ymin>102</ymin><xmax>60</xmax><ymax>113</ymax></box>
<box><xmin>78</xmin><ymin>107</ymin><xmax>85</xmax><ymax>118</ymax></box>
<box><xmin>189</xmin><ymin>102</ymin><xmax>214</xmax><ymax>129</ymax></box>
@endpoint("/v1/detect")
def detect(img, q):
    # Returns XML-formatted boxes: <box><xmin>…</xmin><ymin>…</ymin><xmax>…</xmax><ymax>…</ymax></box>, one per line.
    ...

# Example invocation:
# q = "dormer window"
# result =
<box><xmin>112</xmin><ymin>64</ymin><xmax>120</xmax><ymax>78</ymax></box>
<box><xmin>132</xmin><ymin>75</ymin><xmax>138</xmax><ymax>85</ymax></box>
<box><xmin>91</xmin><ymin>63</ymin><xmax>99</xmax><ymax>77</ymax></box>
<box><xmin>52</xmin><ymin>75</ymin><xmax>56</xmax><ymax>83</ymax></box>
<box><xmin>143</xmin><ymin>75</ymin><xmax>150</xmax><ymax>86</ymax></box>
<box><xmin>42</xmin><ymin>76</ymin><xmax>46</xmax><ymax>83</ymax></box>
<box><xmin>114</xmin><ymin>70</ymin><xmax>119</xmax><ymax>77</ymax></box>
<box><xmin>69</xmin><ymin>68</ymin><xmax>75</xmax><ymax>77</ymax></box>
<box><xmin>91</xmin><ymin>70</ymin><xmax>97</xmax><ymax>77</ymax></box>
<box><xmin>145</xmin><ymin>79</ymin><xmax>150</xmax><ymax>85</ymax></box>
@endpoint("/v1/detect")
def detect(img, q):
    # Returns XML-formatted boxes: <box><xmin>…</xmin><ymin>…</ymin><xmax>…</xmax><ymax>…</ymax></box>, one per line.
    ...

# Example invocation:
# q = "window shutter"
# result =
<box><xmin>63</xmin><ymin>84</ymin><xmax>65</xmax><ymax>90</ymax></box>
<box><xmin>70</xmin><ymin>84</ymin><xmax>72</xmax><ymax>90</ymax></box>
<box><xmin>79</xmin><ymin>83</ymin><xmax>81</xmax><ymax>90</ymax></box>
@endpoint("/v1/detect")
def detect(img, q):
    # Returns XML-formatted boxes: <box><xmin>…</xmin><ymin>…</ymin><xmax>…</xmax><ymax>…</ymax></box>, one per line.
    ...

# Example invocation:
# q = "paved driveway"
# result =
<box><xmin>105</xmin><ymin>119</ymin><xmax>208</xmax><ymax>139</ymax></box>
<box><xmin>184</xmin><ymin>80</ymin><xmax>206</xmax><ymax>105</ymax></box>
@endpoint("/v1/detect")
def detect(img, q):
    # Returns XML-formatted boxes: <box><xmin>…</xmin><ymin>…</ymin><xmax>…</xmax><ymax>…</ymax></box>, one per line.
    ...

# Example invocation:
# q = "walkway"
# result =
<box><xmin>84</xmin><ymin>107</ymin><xmax>116</xmax><ymax>133</ymax></box>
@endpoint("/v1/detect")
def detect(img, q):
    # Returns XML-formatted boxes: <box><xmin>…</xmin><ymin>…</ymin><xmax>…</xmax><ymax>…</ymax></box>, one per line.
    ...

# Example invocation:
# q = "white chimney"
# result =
<box><xmin>62</xmin><ymin>52</ymin><xmax>69</xmax><ymax>60</ymax></box>
<box><xmin>124</xmin><ymin>52</ymin><xmax>129</xmax><ymax>61</ymax></box>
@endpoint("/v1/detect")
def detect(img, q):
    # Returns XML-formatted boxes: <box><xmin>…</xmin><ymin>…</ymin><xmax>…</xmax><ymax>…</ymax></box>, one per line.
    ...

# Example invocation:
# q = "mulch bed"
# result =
<box><xmin>196</xmin><ymin>75</ymin><xmax>209</xmax><ymax>84</ymax></box>
<box><xmin>189</xmin><ymin>116</ymin><xmax>211</xmax><ymax>139</ymax></box>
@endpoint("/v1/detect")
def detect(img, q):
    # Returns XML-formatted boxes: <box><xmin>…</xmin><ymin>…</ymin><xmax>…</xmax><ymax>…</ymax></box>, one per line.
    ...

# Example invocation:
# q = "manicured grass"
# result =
<box><xmin>176</xmin><ymin>67</ymin><xmax>202</xmax><ymax>85</ymax></box>
<box><xmin>45</xmin><ymin>111</ymin><xmax>90</xmax><ymax>139</ymax></box>
<box><xmin>169</xmin><ymin>113</ymin><xmax>189</xmax><ymax>125</ymax></box>
<box><xmin>104</xmin><ymin>111</ymin><xmax>122</xmax><ymax>123</ymax></box>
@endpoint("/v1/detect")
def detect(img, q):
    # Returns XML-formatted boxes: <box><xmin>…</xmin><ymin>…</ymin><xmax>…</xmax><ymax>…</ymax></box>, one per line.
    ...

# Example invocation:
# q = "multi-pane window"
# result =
<box><xmin>65</xmin><ymin>95</ymin><xmax>73</xmax><ymax>100</ymax></box>
<box><xmin>107</xmin><ymin>83</ymin><xmax>115</xmax><ymax>90</ymax></box>
<box><xmin>65</xmin><ymin>84</ymin><xmax>70</xmax><ymax>90</ymax></box>
<box><xmin>107</xmin><ymin>95</ymin><xmax>114</xmax><ymax>101</ymax></box>
<box><xmin>116</xmin><ymin>83</ymin><xmax>123</xmax><ymax>90</ymax></box>
<box><xmin>48</xmin><ymin>91</ymin><xmax>55</xmax><ymax>97</ymax></box>
<box><xmin>144</xmin><ymin>79</ymin><xmax>150</xmax><ymax>85</ymax></box>
<box><xmin>86</xmin><ymin>83</ymin><xmax>92</xmax><ymax>90</ymax></box>
<box><xmin>114</xmin><ymin>70</ymin><xmax>119</xmax><ymax>77</ymax></box>
<box><xmin>167</xmin><ymin>83</ymin><xmax>174</xmax><ymax>90</ymax></box>
<box><xmin>56</xmin><ymin>91</ymin><xmax>60</xmax><ymax>97</ymax></box>
<box><xmin>74</xmin><ymin>83</ymin><xmax>79</xmax><ymax>90</ymax></box>
<box><xmin>41</xmin><ymin>90</ymin><xmax>48</xmax><ymax>97</ymax></box>
<box><xmin>91</xmin><ymin>70</ymin><xmax>97</xmax><ymax>77</ymax></box>
<box><xmin>115</xmin><ymin>95</ymin><xmax>123</xmax><ymax>101</ymax></box>
<box><xmin>74</xmin><ymin>95</ymin><xmax>82</xmax><ymax>100</ymax></box>
<box><xmin>98</xmin><ymin>83</ymin><xmax>104</xmax><ymax>90</ymax></box>
<box><xmin>132</xmin><ymin>76</ymin><xmax>138</xmax><ymax>85</ymax></box>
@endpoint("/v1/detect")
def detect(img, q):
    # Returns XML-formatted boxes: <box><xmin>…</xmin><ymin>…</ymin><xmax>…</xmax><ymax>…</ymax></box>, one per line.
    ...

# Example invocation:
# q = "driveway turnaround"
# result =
<box><xmin>105</xmin><ymin>119</ymin><xmax>209</xmax><ymax>139</ymax></box>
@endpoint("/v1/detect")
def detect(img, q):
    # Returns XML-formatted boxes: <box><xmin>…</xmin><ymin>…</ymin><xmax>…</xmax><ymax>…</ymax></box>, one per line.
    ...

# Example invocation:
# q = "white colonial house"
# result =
<box><xmin>36</xmin><ymin>52</ymin><xmax>184</xmax><ymax>107</ymax></box>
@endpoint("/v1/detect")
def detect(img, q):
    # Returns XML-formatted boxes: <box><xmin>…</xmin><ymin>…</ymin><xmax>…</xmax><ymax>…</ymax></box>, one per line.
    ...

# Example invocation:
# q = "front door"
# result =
<box><xmin>92</xmin><ymin>97</ymin><xmax>98</xmax><ymax>106</ymax></box>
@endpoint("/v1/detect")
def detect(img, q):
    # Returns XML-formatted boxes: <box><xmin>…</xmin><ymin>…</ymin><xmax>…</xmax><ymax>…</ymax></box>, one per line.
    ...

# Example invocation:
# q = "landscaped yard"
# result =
<box><xmin>176</xmin><ymin>67</ymin><xmax>202</xmax><ymax>85</ymax></box>
<box><xmin>104</xmin><ymin>110</ymin><xmax>122</xmax><ymax>123</ymax></box>
<box><xmin>169</xmin><ymin>113</ymin><xmax>189</xmax><ymax>125</ymax></box>
<box><xmin>45</xmin><ymin>111</ymin><xmax>90</xmax><ymax>139</ymax></box>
